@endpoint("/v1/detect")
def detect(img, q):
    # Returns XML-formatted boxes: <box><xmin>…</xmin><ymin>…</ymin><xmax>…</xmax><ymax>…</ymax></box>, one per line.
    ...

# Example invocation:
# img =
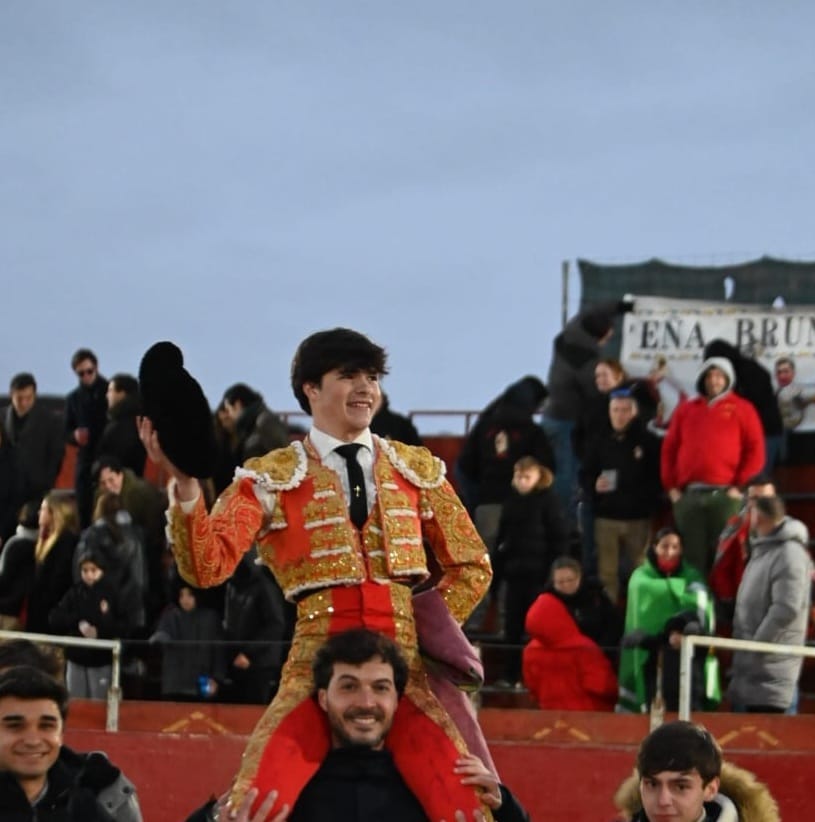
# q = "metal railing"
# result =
<box><xmin>0</xmin><ymin>630</ymin><xmax>123</xmax><ymax>731</ymax></box>
<box><xmin>678</xmin><ymin>634</ymin><xmax>815</xmax><ymax>721</ymax></box>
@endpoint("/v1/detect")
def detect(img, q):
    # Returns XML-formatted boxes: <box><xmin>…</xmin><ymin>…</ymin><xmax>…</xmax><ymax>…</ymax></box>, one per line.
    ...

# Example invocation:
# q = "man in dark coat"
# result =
<box><xmin>371</xmin><ymin>393</ymin><xmax>422</xmax><ymax>445</ymax></box>
<box><xmin>98</xmin><ymin>374</ymin><xmax>146</xmax><ymax>477</ymax></box>
<box><xmin>0</xmin><ymin>665</ymin><xmax>141</xmax><ymax>822</ymax></box>
<box><xmin>64</xmin><ymin>349</ymin><xmax>108</xmax><ymax>528</ymax></box>
<box><xmin>1</xmin><ymin>373</ymin><xmax>64</xmax><ymax>523</ymax></box>
<box><xmin>189</xmin><ymin>629</ymin><xmax>529</xmax><ymax>822</ymax></box>
<box><xmin>221</xmin><ymin>383</ymin><xmax>289</xmax><ymax>463</ymax></box>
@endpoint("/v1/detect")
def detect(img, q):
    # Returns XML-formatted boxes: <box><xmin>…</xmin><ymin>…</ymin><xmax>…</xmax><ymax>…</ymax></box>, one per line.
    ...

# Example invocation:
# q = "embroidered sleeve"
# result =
<box><xmin>167</xmin><ymin>477</ymin><xmax>266</xmax><ymax>587</ymax></box>
<box><xmin>420</xmin><ymin>479</ymin><xmax>492</xmax><ymax>624</ymax></box>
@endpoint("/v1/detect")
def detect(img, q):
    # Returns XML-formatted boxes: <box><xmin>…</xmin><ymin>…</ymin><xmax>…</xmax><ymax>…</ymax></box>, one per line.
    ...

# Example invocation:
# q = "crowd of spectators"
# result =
<box><xmin>0</xmin><ymin>322</ymin><xmax>813</xmax><ymax>716</ymax></box>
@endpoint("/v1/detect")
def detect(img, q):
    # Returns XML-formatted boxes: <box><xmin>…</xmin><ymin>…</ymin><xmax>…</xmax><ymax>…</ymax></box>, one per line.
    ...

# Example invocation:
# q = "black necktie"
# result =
<box><xmin>335</xmin><ymin>443</ymin><xmax>368</xmax><ymax>530</ymax></box>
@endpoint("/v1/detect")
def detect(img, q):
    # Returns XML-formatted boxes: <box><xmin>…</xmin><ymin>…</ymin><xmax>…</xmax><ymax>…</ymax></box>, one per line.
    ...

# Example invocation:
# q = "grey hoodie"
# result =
<box><xmin>695</xmin><ymin>356</ymin><xmax>736</xmax><ymax>400</ymax></box>
<box><xmin>729</xmin><ymin>516</ymin><xmax>813</xmax><ymax>709</ymax></box>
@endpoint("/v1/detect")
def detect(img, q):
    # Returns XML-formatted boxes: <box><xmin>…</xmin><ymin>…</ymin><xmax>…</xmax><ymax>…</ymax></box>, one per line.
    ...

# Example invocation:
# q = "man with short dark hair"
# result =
<box><xmin>729</xmin><ymin>495</ymin><xmax>812</xmax><ymax>713</ymax></box>
<box><xmin>709</xmin><ymin>473</ymin><xmax>776</xmax><ymax>627</ymax></box>
<box><xmin>194</xmin><ymin>630</ymin><xmax>528</xmax><ymax>822</ymax></box>
<box><xmin>582</xmin><ymin>389</ymin><xmax>660</xmax><ymax>602</ymax></box>
<box><xmin>221</xmin><ymin>383</ymin><xmax>288</xmax><ymax>463</ymax></box>
<box><xmin>65</xmin><ymin>349</ymin><xmax>108</xmax><ymax>527</ymax></box>
<box><xmin>141</xmin><ymin>328</ymin><xmax>492</xmax><ymax>821</ymax></box>
<box><xmin>0</xmin><ymin>639</ymin><xmax>142</xmax><ymax>821</ymax></box>
<box><xmin>0</xmin><ymin>665</ymin><xmax>139</xmax><ymax>821</ymax></box>
<box><xmin>98</xmin><ymin>374</ymin><xmax>146</xmax><ymax>477</ymax></box>
<box><xmin>1</xmin><ymin>373</ymin><xmax>64</xmax><ymax>517</ymax></box>
<box><xmin>614</xmin><ymin>720</ymin><xmax>779</xmax><ymax>821</ymax></box>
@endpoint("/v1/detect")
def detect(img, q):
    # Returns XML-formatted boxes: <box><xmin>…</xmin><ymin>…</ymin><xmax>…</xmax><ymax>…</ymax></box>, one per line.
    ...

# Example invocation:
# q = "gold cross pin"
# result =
<box><xmin>353</xmin><ymin>485</ymin><xmax>362</xmax><ymax>498</ymax></box>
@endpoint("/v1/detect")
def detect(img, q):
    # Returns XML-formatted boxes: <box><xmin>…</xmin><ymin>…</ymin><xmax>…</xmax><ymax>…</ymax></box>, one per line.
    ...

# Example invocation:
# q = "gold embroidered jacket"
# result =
<box><xmin>168</xmin><ymin>436</ymin><xmax>491</xmax><ymax>624</ymax></box>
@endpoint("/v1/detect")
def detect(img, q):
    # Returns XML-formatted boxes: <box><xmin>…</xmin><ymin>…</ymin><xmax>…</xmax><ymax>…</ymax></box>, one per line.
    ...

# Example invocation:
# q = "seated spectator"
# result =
<box><xmin>25</xmin><ymin>492</ymin><xmax>79</xmax><ymax>636</ymax></box>
<box><xmin>546</xmin><ymin>557</ymin><xmax>623</xmax><ymax>663</ymax></box>
<box><xmin>614</xmin><ymin>720</ymin><xmax>780</xmax><ymax>821</ymax></box>
<box><xmin>618</xmin><ymin>528</ymin><xmax>718</xmax><ymax>714</ymax></box>
<box><xmin>150</xmin><ymin>582</ymin><xmax>225</xmax><ymax>702</ymax></box>
<box><xmin>50</xmin><ymin>547</ymin><xmax>128</xmax><ymax>700</ymax></box>
<box><xmin>73</xmin><ymin>492</ymin><xmax>149</xmax><ymax>637</ymax></box>
<box><xmin>98</xmin><ymin>374</ymin><xmax>147</xmax><ymax>476</ymax></box>
<box><xmin>522</xmin><ymin>589</ymin><xmax>618</xmax><ymax>711</ymax></box>
<box><xmin>493</xmin><ymin>456</ymin><xmax>568</xmax><ymax>686</ymax></box>
<box><xmin>221</xmin><ymin>383</ymin><xmax>289</xmax><ymax>462</ymax></box>
<box><xmin>0</xmin><ymin>501</ymin><xmax>39</xmax><ymax>630</ymax></box>
<box><xmin>370</xmin><ymin>392</ymin><xmax>422</xmax><ymax>445</ymax></box>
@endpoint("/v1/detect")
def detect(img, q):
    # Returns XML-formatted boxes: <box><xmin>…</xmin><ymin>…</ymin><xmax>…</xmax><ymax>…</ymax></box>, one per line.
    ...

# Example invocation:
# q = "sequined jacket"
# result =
<box><xmin>168</xmin><ymin>437</ymin><xmax>491</xmax><ymax>624</ymax></box>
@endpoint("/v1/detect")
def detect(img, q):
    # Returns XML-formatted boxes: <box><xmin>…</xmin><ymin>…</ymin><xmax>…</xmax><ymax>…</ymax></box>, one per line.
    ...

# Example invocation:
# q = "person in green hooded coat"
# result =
<box><xmin>617</xmin><ymin>527</ymin><xmax>719</xmax><ymax>713</ymax></box>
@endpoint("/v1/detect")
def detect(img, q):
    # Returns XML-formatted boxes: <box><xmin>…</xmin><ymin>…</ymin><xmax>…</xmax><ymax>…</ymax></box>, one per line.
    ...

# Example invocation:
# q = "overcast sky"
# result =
<box><xmin>2</xmin><ymin>2</ymin><xmax>814</xmax><ymax>425</ymax></box>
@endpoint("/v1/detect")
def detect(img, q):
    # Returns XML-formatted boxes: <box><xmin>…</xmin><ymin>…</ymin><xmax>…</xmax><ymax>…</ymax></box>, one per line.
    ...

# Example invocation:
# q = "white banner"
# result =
<box><xmin>619</xmin><ymin>295</ymin><xmax>815</xmax><ymax>431</ymax></box>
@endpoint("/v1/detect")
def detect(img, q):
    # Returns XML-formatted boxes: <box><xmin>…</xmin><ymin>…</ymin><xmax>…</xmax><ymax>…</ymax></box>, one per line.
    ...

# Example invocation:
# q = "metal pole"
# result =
<box><xmin>107</xmin><ymin>641</ymin><xmax>122</xmax><ymax>732</ymax></box>
<box><xmin>678</xmin><ymin>636</ymin><xmax>694</xmax><ymax>721</ymax></box>
<box><xmin>561</xmin><ymin>260</ymin><xmax>570</xmax><ymax>328</ymax></box>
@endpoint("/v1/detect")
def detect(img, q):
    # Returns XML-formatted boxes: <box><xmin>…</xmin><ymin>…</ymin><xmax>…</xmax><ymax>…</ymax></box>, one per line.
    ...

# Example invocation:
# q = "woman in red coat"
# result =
<box><xmin>522</xmin><ymin>591</ymin><xmax>617</xmax><ymax>711</ymax></box>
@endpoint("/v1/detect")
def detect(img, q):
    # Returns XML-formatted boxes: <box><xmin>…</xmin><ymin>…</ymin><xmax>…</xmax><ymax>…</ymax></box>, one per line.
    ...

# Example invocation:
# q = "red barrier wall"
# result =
<box><xmin>62</xmin><ymin>705</ymin><xmax>815</xmax><ymax>821</ymax></box>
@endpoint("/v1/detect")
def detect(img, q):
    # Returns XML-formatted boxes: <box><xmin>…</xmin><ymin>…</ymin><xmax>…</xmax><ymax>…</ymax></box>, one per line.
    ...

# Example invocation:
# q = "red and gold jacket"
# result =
<box><xmin>168</xmin><ymin>436</ymin><xmax>491</xmax><ymax>624</ymax></box>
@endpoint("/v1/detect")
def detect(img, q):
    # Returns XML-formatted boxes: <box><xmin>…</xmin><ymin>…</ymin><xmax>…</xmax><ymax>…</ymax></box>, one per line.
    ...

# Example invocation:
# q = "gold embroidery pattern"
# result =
<box><xmin>420</xmin><ymin>480</ymin><xmax>492</xmax><ymax>624</ymax></box>
<box><xmin>169</xmin><ymin>482</ymin><xmax>264</xmax><ymax>588</ymax></box>
<box><xmin>243</xmin><ymin>442</ymin><xmax>307</xmax><ymax>488</ymax></box>
<box><xmin>379</xmin><ymin>437</ymin><xmax>446</xmax><ymax>488</ymax></box>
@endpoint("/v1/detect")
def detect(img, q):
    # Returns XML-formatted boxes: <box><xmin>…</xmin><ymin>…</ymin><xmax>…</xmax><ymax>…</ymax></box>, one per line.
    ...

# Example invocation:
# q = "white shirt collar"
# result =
<box><xmin>309</xmin><ymin>426</ymin><xmax>374</xmax><ymax>460</ymax></box>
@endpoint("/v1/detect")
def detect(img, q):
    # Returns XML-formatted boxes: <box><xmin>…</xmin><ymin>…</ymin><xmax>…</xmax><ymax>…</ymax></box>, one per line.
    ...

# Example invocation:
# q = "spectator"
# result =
<box><xmin>221</xmin><ymin>383</ymin><xmax>289</xmax><ymax>462</ymax></box>
<box><xmin>98</xmin><ymin>374</ymin><xmax>146</xmax><ymax>477</ymax></box>
<box><xmin>73</xmin><ymin>492</ymin><xmax>149</xmax><ymax>637</ymax></box>
<box><xmin>572</xmin><ymin>358</ymin><xmax>627</xmax><ymax>576</ymax></box>
<box><xmin>704</xmin><ymin>338</ymin><xmax>784</xmax><ymax>471</ymax></box>
<box><xmin>49</xmin><ymin>547</ymin><xmax>127</xmax><ymax>699</ymax></box>
<box><xmin>708</xmin><ymin>473</ymin><xmax>776</xmax><ymax>631</ymax></box>
<box><xmin>94</xmin><ymin>455</ymin><xmax>167</xmax><ymax>621</ymax></box>
<box><xmin>581</xmin><ymin>389</ymin><xmax>661</xmax><ymax>602</ymax></box>
<box><xmin>25</xmin><ymin>492</ymin><xmax>79</xmax><ymax>636</ymax></box>
<box><xmin>0</xmin><ymin>373</ymin><xmax>64</xmax><ymax>525</ymax></box>
<box><xmin>457</xmin><ymin>375</ymin><xmax>552</xmax><ymax>553</ymax></box>
<box><xmin>661</xmin><ymin>356</ymin><xmax>765</xmax><ymax>573</ymax></box>
<box><xmin>542</xmin><ymin>299</ymin><xmax>633</xmax><ymax>521</ymax></box>
<box><xmin>614</xmin><ymin>720</ymin><xmax>780</xmax><ymax>822</ymax></box>
<box><xmin>618</xmin><ymin>527</ymin><xmax>717</xmax><ymax>714</ymax></box>
<box><xmin>0</xmin><ymin>423</ymin><xmax>19</xmax><ymax>545</ymax></box>
<box><xmin>150</xmin><ymin>582</ymin><xmax>226</xmax><ymax>702</ymax></box>
<box><xmin>0</xmin><ymin>639</ymin><xmax>143</xmax><ymax>821</ymax></box>
<box><xmin>774</xmin><ymin>355</ymin><xmax>815</xmax><ymax>433</ymax></box>
<box><xmin>729</xmin><ymin>494</ymin><xmax>812</xmax><ymax>713</ymax></box>
<box><xmin>222</xmin><ymin>550</ymin><xmax>293</xmax><ymax>704</ymax></box>
<box><xmin>0</xmin><ymin>666</ymin><xmax>136</xmax><ymax>821</ymax></box>
<box><xmin>212</xmin><ymin>400</ymin><xmax>240</xmax><ymax>496</ymax></box>
<box><xmin>0</xmin><ymin>502</ymin><xmax>39</xmax><ymax>630</ymax></box>
<box><xmin>371</xmin><ymin>392</ymin><xmax>422</xmax><ymax>445</ymax></box>
<box><xmin>493</xmin><ymin>456</ymin><xmax>568</xmax><ymax>686</ymax></box>
<box><xmin>545</xmin><ymin>556</ymin><xmax>622</xmax><ymax>663</ymax></box>
<box><xmin>65</xmin><ymin>349</ymin><xmax>109</xmax><ymax>528</ymax></box>
<box><xmin>522</xmin><ymin>589</ymin><xmax>618</xmax><ymax>711</ymax></box>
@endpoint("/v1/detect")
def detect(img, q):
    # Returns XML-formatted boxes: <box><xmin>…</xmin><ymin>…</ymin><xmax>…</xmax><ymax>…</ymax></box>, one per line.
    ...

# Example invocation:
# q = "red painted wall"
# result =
<box><xmin>63</xmin><ymin>705</ymin><xmax>814</xmax><ymax>821</ymax></box>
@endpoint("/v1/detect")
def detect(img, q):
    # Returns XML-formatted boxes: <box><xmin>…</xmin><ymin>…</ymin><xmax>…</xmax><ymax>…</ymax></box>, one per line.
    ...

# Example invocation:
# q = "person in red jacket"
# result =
<box><xmin>522</xmin><ymin>590</ymin><xmax>617</xmax><ymax>711</ymax></box>
<box><xmin>708</xmin><ymin>474</ymin><xmax>776</xmax><ymax>632</ymax></box>
<box><xmin>660</xmin><ymin>356</ymin><xmax>765</xmax><ymax>574</ymax></box>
